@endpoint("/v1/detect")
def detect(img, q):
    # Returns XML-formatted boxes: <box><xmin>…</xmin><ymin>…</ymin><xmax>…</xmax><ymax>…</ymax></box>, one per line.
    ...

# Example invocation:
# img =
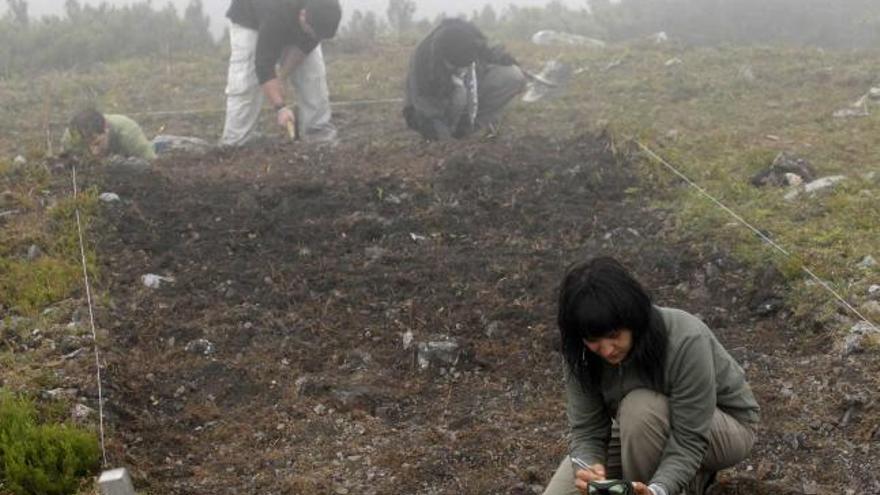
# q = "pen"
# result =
<box><xmin>571</xmin><ymin>457</ymin><xmax>599</xmax><ymax>475</ymax></box>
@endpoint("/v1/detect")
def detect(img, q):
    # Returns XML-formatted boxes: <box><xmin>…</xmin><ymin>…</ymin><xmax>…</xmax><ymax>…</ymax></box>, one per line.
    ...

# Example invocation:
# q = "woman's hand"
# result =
<box><xmin>573</xmin><ymin>463</ymin><xmax>606</xmax><ymax>494</ymax></box>
<box><xmin>632</xmin><ymin>482</ymin><xmax>653</xmax><ymax>495</ymax></box>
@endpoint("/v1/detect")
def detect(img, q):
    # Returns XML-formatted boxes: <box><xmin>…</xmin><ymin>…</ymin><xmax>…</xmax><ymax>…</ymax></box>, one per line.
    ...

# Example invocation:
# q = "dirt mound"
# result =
<box><xmin>91</xmin><ymin>132</ymin><xmax>878</xmax><ymax>494</ymax></box>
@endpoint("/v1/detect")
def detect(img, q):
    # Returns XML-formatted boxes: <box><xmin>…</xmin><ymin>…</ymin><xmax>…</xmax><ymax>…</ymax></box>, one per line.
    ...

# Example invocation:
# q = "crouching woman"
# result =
<box><xmin>543</xmin><ymin>257</ymin><xmax>760</xmax><ymax>495</ymax></box>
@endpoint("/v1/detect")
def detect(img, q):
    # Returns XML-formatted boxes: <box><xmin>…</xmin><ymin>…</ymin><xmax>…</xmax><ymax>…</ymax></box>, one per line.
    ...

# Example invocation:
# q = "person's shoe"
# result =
<box><xmin>301</xmin><ymin>127</ymin><xmax>338</xmax><ymax>146</ymax></box>
<box><xmin>483</xmin><ymin>122</ymin><xmax>500</xmax><ymax>140</ymax></box>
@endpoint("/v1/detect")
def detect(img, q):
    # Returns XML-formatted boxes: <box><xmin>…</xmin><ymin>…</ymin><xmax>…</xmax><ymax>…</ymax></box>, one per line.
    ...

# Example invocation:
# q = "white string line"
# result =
<box><xmin>127</xmin><ymin>97</ymin><xmax>404</xmax><ymax>118</ymax></box>
<box><xmin>9</xmin><ymin>97</ymin><xmax>407</xmax><ymax>129</ymax></box>
<box><xmin>637</xmin><ymin>141</ymin><xmax>879</xmax><ymax>332</ymax></box>
<box><xmin>71</xmin><ymin>165</ymin><xmax>108</xmax><ymax>467</ymax></box>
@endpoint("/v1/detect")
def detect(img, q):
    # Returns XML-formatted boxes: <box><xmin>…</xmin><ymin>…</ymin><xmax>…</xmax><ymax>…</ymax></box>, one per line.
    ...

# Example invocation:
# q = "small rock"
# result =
<box><xmin>27</xmin><ymin>244</ymin><xmax>42</xmax><ymax>260</ymax></box>
<box><xmin>751</xmin><ymin>152</ymin><xmax>816</xmax><ymax>188</ymax></box>
<box><xmin>71</xmin><ymin>403</ymin><xmax>95</xmax><ymax>423</ymax></box>
<box><xmin>184</xmin><ymin>338</ymin><xmax>215</xmax><ymax>356</ymax></box>
<box><xmin>63</xmin><ymin>348</ymin><xmax>86</xmax><ymax>360</ymax></box>
<box><xmin>142</xmin><ymin>274</ymin><xmax>175</xmax><ymax>289</ymax></box>
<box><xmin>833</xmin><ymin>106</ymin><xmax>869</xmax><ymax>118</ymax></box>
<box><xmin>339</xmin><ymin>350</ymin><xmax>373</xmax><ymax>371</ymax></box>
<box><xmin>417</xmin><ymin>339</ymin><xmax>461</xmax><ymax>370</ymax></box>
<box><xmin>802</xmin><ymin>481</ymin><xmax>819</xmax><ymax>495</ymax></box>
<box><xmin>484</xmin><ymin>320</ymin><xmax>503</xmax><ymax>337</ymax></box>
<box><xmin>804</xmin><ymin>175</ymin><xmax>846</xmax><ymax>194</ymax></box>
<box><xmin>42</xmin><ymin>388</ymin><xmax>77</xmax><ymax>400</ymax></box>
<box><xmin>99</xmin><ymin>192</ymin><xmax>120</xmax><ymax>203</ymax></box>
<box><xmin>13</xmin><ymin>155</ymin><xmax>27</xmax><ymax>166</ymax></box>
<box><xmin>402</xmin><ymin>330</ymin><xmax>414</xmax><ymax>350</ymax></box>
<box><xmin>868</xmin><ymin>284</ymin><xmax>880</xmax><ymax>298</ymax></box>
<box><xmin>783</xmin><ymin>173</ymin><xmax>803</xmax><ymax>186</ymax></box>
<box><xmin>857</xmin><ymin>255</ymin><xmax>877</xmax><ymax>269</ymax></box>
<box><xmin>842</xmin><ymin>321</ymin><xmax>880</xmax><ymax>356</ymax></box>
<box><xmin>786</xmin><ymin>174</ymin><xmax>847</xmax><ymax>200</ymax></box>
<box><xmin>665</xmin><ymin>57</ymin><xmax>683</xmax><ymax>67</ymax></box>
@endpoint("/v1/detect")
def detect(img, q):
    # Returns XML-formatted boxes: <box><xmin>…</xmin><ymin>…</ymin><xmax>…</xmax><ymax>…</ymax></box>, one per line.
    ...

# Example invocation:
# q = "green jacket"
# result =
<box><xmin>61</xmin><ymin>114</ymin><xmax>157</xmax><ymax>160</ymax></box>
<box><xmin>565</xmin><ymin>306</ymin><xmax>760</xmax><ymax>495</ymax></box>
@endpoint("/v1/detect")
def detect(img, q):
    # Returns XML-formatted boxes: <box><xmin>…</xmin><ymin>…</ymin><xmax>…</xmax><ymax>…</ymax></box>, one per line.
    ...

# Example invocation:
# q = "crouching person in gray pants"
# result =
<box><xmin>403</xmin><ymin>18</ymin><xmax>526</xmax><ymax>140</ymax></box>
<box><xmin>221</xmin><ymin>0</ymin><xmax>341</xmax><ymax>146</ymax></box>
<box><xmin>545</xmin><ymin>257</ymin><xmax>760</xmax><ymax>495</ymax></box>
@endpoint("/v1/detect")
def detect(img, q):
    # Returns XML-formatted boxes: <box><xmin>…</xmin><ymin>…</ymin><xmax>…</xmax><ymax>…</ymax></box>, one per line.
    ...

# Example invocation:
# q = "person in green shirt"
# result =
<box><xmin>61</xmin><ymin>109</ymin><xmax>157</xmax><ymax>160</ymax></box>
<box><xmin>543</xmin><ymin>257</ymin><xmax>760</xmax><ymax>495</ymax></box>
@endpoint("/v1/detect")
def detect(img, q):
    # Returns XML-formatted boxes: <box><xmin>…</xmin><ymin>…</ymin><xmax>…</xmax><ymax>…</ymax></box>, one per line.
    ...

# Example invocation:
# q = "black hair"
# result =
<box><xmin>557</xmin><ymin>257</ymin><xmax>667</xmax><ymax>391</ymax></box>
<box><xmin>304</xmin><ymin>0</ymin><xmax>341</xmax><ymax>39</ymax></box>
<box><xmin>70</xmin><ymin>109</ymin><xmax>105</xmax><ymax>141</ymax></box>
<box><xmin>432</xmin><ymin>18</ymin><xmax>486</xmax><ymax>68</ymax></box>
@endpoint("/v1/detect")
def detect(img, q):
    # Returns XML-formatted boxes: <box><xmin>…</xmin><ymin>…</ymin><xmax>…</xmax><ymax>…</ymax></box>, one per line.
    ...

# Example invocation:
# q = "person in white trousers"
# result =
<box><xmin>221</xmin><ymin>0</ymin><xmax>341</xmax><ymax>146</ymax></box>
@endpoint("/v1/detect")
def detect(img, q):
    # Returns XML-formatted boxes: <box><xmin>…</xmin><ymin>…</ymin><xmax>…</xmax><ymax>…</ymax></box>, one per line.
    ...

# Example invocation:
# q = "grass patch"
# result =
<box><xmin>506</xmin><ymin>42</ymin><xmax>880</xmax><ymax>330</ymax></box>
<box><xmin>0</xmin><ymin>186</ymin><xmax>97</xmax><ymax>317</ymax></box>
<box><xmin>0</xmin><ymin>391</ymin><xmax>100</xmax><ymax>495</ymax></box>
<box><xmin>0</xmin><ymin>258</ymin><xmax>82</xmax><ymax>316</ymax></box>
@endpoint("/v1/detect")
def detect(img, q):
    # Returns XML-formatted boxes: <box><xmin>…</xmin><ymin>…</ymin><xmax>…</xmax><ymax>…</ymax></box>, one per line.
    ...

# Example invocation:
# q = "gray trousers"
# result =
<box><xmin>220</xmin><ymin>21</ymin><xmax>336</xmax><ymax>146</ymax></box>
<box><xmin>442</xmin><ymin>64</ymin><xmax>526</xmax><ymax>138</ymax></box>
<box><xmin>543</xmin><ymin>389</ymin><xmax>756</xmax><ymax>495</ymax></box>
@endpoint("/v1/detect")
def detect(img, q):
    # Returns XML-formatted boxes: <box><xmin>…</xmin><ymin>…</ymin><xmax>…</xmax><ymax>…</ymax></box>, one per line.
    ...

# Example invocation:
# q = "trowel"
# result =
<box><xmin>522</xmin><ymin>60</ymin><xmax>573</xmax><ymax>102</ymax></box>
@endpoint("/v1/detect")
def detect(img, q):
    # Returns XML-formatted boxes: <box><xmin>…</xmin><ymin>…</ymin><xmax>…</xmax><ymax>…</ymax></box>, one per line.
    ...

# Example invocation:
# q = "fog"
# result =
<box><xmin>6</xmin><ymin>0</ymin><xmax>584</xmax><ymax>38</ymax></box>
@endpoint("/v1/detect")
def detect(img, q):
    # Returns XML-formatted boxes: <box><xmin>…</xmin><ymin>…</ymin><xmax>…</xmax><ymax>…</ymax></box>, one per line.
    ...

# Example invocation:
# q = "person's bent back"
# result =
<box><xmin>61</xmin><ymin>110</ymin><xmax>157</xmax><ymax>161</ymax></box>
<box><xmin>403</xmin><ymin>19</ymin><xmax>526</xmax><ymax>140</ymax></box>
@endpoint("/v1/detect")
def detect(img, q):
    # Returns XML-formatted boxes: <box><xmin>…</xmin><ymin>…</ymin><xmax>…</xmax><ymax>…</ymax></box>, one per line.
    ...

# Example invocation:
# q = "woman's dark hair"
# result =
<box><xmin>557</xmin><ymin>257</ymin><xmax>667</xmax><ymax>391</ymax></box>
<box><xmin>70</xmin><ymin>109</ymin><xmax>105</xmax><ymax>141</ymax></box>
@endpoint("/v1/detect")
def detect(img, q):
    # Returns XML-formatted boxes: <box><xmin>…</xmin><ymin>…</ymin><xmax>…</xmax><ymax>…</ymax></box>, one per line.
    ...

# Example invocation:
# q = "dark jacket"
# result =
<box><xmin>403</xmin><ymin>19</ymin><xmax>516</xmax><ymax>140</ymax></box>
<box><xmin>227</xmin><ymin>0</ymin><xmax>332</xmax><ymax>85</ymax></box>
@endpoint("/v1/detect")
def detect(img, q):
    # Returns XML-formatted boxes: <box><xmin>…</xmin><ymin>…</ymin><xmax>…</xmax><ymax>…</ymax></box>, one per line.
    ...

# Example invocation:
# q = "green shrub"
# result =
<box><xmin>0</xmin><ymin>391</ymin><xmax>100</xmax><ymax>495</ymax></box>
<box><xmin>0</xmin><ymin>258</ymin><xmax>82</xmax><ymax>316</ymax></box>
<box><xmin>0</xmin><ymin>0</ymin><xmax>217</xmax><ymax>77</ymax></box>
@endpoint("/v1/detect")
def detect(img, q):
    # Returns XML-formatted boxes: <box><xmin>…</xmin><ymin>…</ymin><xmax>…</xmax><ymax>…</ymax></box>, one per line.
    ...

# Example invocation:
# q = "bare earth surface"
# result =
<box><xmin>71</xmin><ymin>110</ymin><xmax>879</xmax><ymax>494</ymax></box>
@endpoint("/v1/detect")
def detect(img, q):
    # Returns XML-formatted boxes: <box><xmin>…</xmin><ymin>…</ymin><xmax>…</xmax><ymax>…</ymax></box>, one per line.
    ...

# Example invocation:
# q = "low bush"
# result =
<box><xmin>0</xmin><ymin>391</ymin><xmax>100</xmax><ymax>495</ymax></box>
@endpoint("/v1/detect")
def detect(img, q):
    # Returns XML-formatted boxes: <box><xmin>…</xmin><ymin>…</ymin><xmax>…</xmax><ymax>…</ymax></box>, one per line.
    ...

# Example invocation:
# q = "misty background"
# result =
<box><xmin>2</xmin><ymin>0</ymin><xmax>585</xmax><ymax>38</ymax></box>
<box><xmin>3</xmin><ymin>0</ymin><xmax>880</xmax><ymax>79</ymax></box>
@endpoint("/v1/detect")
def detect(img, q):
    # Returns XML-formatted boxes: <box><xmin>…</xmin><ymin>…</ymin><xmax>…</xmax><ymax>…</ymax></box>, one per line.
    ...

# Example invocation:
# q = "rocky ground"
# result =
<box><xmin>39</xmin><ymin>106</ymin><xmax>880</xmax><ymax>494</ymax></box>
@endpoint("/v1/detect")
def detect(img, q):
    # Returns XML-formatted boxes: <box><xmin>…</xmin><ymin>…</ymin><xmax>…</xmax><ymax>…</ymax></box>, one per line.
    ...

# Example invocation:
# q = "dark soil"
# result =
<box><xmin>87</xmin><ymin>121</ymin><xmax>879</xmax><ymax>494</ymax></box>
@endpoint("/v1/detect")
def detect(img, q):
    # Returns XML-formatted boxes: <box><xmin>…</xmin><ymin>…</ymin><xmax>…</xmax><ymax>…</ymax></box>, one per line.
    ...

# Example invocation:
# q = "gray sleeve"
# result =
<box><xmin>651</xmin><ymin>335</ymin><xmax>715</xmax><ymax>494</ymax></box>
<box><xmin>565</xmin><ymin>364</ymin><xmax>611</xmax><ymax>466</ymax></box>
